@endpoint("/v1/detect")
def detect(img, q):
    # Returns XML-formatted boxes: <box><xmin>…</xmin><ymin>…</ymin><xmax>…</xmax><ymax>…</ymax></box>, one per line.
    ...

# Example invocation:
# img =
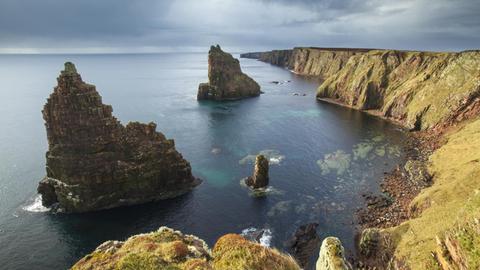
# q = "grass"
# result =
<box><xmin>386</xmin><ymin>118</ymin><xmax>480</xmax><ymax>269</ymax></box>
<box><xmin>72</xmin><ymin>228</ymin><xmax>300</xmax><ymax>270</ymax></box>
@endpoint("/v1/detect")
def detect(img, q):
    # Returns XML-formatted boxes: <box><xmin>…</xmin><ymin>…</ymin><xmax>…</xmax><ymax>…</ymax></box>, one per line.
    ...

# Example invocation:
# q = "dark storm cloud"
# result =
<box><xmin>0</xmin><ymin>0</ymin><xmax>478</xmax><ymax>53</ymax></box>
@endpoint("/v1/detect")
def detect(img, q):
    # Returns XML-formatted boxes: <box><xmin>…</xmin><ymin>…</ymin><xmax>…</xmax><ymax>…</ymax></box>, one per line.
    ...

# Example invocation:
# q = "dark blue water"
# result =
<box><xmin>0</xmin><ymin>53</ymin><xmax>406</xmax><ymax>269</ymax></box>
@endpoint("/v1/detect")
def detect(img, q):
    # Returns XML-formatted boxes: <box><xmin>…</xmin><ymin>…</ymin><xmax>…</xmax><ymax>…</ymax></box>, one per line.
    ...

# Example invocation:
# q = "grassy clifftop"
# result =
<box><xmin>317</xmin><ymin>50</ymin><xmax>480</xmax><ymax>130</ymax></box>
<box><xmin>71</xmin><ymin>227</ymin><xmax>300</xmax><ymax>270</ymax></box>
<box><xmin>387</xmin><ymin>118</ymin><xmax>480</xmax><ymax>269</ymax></box>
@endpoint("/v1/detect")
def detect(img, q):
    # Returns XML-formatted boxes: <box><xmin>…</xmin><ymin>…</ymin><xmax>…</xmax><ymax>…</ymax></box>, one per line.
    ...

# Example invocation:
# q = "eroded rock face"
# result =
<box><xmin>286</xmin><ymin>223</ymin><xmax>321</xmax><ymax>269</ymax></box>
<box><xmin>37</xmin><ymin>62</ymin><xmax>200</xmax><ymax>213</ymax></box>
<box><xmin>198</xmin><ymin>45</ymin><xmax>261</xmax><ymax>101</ymax></box>
<box><xmin>316</xmin><ymin>237</ymin><xmax>352</xmax><ymax>270</ymax></box>
<box><xmin>246</xmin><ymin>154</ymin><xmax>269</xmax><ymax>189</ymax></box>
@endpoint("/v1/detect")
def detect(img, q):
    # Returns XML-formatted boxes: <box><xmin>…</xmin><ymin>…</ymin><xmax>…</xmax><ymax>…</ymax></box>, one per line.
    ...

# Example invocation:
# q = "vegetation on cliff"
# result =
<box><xmin>317</xmin><ymin>50</ymin><xmax>480</xmax><ymax>130</ymax></box>
<box><xmin>387</xmin><ymin>118</ymin><xmax>480</xmax><ymax>269</ymax></box>
<box><xmin>72</xmin><ymin>227</ymin><xmax>301</xmax><ymax>270</ymax></box>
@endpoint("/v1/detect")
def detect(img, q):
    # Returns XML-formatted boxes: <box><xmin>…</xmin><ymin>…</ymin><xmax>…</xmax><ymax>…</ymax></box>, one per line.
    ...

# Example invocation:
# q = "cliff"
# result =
<box><xmin>71</xmin><ymin>227</ymin><xmax>301</xmax><ymax>270</ymax></box>
<box><xmin>37</xmin><ymin>62</ymin><xmax>200</xmax><ymax>213</ymax></box>
<box><xmin>317</xmin><ymin>50</ymin><xmax>480</xmax><ymax>130</ymax></box>
<box><xmin>198</xmin><ymin>45</ymin><xmax>261</xmax><ymax>101</ymax></box>
<box><xmin>241</xmin><ymin>47</ymin><xmax>373</xmax><ymax>79</ymax></box>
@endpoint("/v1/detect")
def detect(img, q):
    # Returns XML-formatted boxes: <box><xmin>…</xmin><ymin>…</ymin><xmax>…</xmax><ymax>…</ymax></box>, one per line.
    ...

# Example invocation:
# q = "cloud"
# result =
<box><xmin>0</xmin><ymin>0</ymin><xmax>478</xmax><ymax>53</ymax></box>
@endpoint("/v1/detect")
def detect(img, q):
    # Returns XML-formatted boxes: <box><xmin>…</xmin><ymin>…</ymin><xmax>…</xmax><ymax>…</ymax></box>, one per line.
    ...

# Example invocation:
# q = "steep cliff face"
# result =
<box><xmin>198</xmin><ymin>45</ymin><xmax>261</xmax><ymax>101</ymax></box>
<box><xmin>241</xmin><ymin>47</ymin><xmax>371</xmax><ymax>79</ymax></box>
<box><xmin>317</xmin><ymin>50</ymin><xmax>480</xmax><ymax>130</ymax></box>
<box><xmin>72</xmin><ymin>227</ymin><xmax>301</xmax><ymax>270</ymax></box>
<box><xmin>38</xmin><ymin>62</ymin><xmax>200</xmax><ymax>213</ymax></box>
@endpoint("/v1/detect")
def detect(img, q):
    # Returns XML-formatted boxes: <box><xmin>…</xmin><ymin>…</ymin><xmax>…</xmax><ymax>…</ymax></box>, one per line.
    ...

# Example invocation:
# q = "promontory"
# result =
<box><xmin>198</xmin><ymin>45</ymin><xmax>261</xmax><ymax>101</ymax></box>
<box><xmin>37</xmin><ymin>62</ymin><xmax>200</xmax><ymax>213</ymax></box>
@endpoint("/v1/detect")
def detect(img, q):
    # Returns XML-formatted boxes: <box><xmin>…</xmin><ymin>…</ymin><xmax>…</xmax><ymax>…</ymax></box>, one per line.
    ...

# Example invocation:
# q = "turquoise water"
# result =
<box><xmin>0</xmin><ymin>53</ymin><xmax>406</xmax><ymax>269</ymax></box>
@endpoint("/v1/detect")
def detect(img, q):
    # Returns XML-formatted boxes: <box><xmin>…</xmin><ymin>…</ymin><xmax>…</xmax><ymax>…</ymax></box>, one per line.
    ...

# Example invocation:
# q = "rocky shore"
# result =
<box><xmin>38</xmin><ymin>62</ymin><xmax>200</xmax><ymax>213</ymax></box>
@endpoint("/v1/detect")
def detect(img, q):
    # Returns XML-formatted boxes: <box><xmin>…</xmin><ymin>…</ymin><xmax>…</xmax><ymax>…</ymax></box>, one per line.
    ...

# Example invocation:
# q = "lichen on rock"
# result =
<box><xmin>316</xmin><ymin>237</ymin><xmax>352</xmax><ymax>270</ymax></box>
<box><xmin>198</xmin><ymin>45</ymin><xmax>261</xmax><ymax>101</ymax></box>
<box><xmin>37</xmin><ymin>62</ymin><xmax>200</xmax><ymax>213</ymax></box>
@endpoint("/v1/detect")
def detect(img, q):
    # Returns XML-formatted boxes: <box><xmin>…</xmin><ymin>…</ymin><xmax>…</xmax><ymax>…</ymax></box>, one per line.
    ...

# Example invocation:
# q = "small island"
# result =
<box><xmin>198</xmin><ymin>45</ymin><xmax>261</xmax><ymax>101</ymax></box>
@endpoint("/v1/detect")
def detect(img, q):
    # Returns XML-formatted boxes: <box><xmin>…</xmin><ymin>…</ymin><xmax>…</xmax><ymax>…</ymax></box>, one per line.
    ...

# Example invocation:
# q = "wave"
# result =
<box><xmin>22</xmin><ymin>195</ymin><xmax>50</xmax><ymax>213</ymax></box>
<box><xmin>240</xmin><ymin>227</ymin><xmax>272</xmax><ymax>247</ymax></box>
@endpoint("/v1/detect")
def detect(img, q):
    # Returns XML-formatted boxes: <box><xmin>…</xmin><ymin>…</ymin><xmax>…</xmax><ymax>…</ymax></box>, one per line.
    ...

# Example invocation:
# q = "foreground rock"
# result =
<box><xmin>286</xmin><ymin>223</ymin><xmax>321</xmax><ymax>269</ymax></box>
<box><xmin>72</xmin><ymin>227</ymin><xmax>301</xmax><ymax>270</ymax></box>
<box><xmin>245</xmin><ymin>154</ymin><xmax>269</xmax><ymax>189</ymax></box>
<box><xmin>38</xmin><ymin>62</ymin><xmax>200</xmax><ymax>213</ymax></box>
<box><xmin>316</xmin><ymin>237</ymin><xmax>352</xmax><ymax>270</ymax></box>
<box><xmin>198</xmin><ymin>45</ymin><xmax>261</xmax><ymax>101</ymax></box>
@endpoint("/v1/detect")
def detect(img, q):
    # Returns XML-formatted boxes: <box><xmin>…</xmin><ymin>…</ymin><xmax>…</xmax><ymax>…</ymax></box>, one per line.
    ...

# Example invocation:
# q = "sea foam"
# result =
<box><xmin>22</xmin><ymin>195</ymin><xmax>49</xmax><ymax>212</ymax></box>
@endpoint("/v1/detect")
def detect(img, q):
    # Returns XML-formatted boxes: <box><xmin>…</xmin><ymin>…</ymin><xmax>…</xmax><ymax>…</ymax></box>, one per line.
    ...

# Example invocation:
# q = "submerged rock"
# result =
<box><xmin>316</xmin><ymin>237</ymin><xmax>352</xmax><ymax>270</ymax></box>
<box><xmin>286</xmin><ymin>223</ymin><xmax>321</xmax><ymax>269</ymax></box>
<box><xmin>198</xmin><ymin>45</ymin><xmax>261</xmax><ymax>101</ymax></box>
<box><xmin>245</xmin><ymin>155</ymin><xmax>269</xmax><ymax>189</ymax></box>
<box><xmin>38</xmin><ymin>62</ymin><xmax>200</xmax><ymax>213</ymax></box>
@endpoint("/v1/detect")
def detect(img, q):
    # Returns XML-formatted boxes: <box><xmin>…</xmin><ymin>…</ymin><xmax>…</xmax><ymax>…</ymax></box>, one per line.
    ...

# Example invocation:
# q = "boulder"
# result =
<box><xmin>197</xmin><ymin>45</ymin><xmax>261</xmax><ymax>101</ymax></box>
<box><xmin>246</xmin><ymin>155</ymin><xmax>269</xmax><ymax>189</ymax></box>
<box><xmin>37</xmin><ymin>62</ymin><xmax>200</xmax><ymax>213</ymax></box>
<box><xmin>286</xmin><ymin>223</ymin><xmax>321</xmax><ymax>269</ymax></box>
<box><xmin>316</xmin><ymin>237</ymin><xmax>352</xmax><ymax>270</ymax></box>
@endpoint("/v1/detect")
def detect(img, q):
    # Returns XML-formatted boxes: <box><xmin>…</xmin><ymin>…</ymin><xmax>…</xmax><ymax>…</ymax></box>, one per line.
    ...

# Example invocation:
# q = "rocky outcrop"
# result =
<box><xmin>316</xmin><ymin>237</ymin><xmax>352</xmax><ymax>270</ymax></box>
<box><xmin>37</xmin><ymin>62</ymin><xmax>200</xmax><ymax>213</ymax></box>
<box><xmin>72</xmin><ymin>227</ymin><xmax>301</xmax><ymax>270</ymax></box>
<box><xmin>317</xmin><ymin>50</ymin><xmax>480</xmax><ymax>130</ymax></box>
<box><xmin>245</xmin><ymin>154</ymin><xmax>269</xmax><ymax>189</ymax></box>
<box><xmin>286</xmin><ymin>223</ymin><xmax>321</xmax><ymax>269</ymax></box>
<box><xmin>198</xmin><ymin>45</ymin><xmax>261</xmax><ymax>101</ymax></box>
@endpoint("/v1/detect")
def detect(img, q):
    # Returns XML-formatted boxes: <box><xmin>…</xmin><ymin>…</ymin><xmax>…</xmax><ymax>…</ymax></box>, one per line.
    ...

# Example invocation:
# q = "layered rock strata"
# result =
<box><xmin>38</xmin><ymin>62</ymin><xmax>200</xmax><ymax>213</ymax></box>
<box><xmin>245</xmin><ymin>154</ymin><xmax>269</xmax><ymax>189</ymax></box>
<box><xmin>198</xmin><ymin>45</ymin><xmax>261</xmax><ymax>101</ymax></box>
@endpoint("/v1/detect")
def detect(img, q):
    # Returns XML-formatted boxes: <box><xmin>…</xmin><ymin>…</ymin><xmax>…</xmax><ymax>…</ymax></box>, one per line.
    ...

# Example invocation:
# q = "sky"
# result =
<box><xmin>0</xmin><ymin>0</ymin><xmax>478</xmax><ymax>53</ymax></box>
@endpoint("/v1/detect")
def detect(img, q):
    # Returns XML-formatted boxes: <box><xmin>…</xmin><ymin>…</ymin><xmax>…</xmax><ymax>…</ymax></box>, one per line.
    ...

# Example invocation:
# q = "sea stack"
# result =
<box><xmin>246</xmin><ymin>155</ymin><xmax>269</xmax><ymax>189</ymax></box>
<box><xmin>197</xmin><ymin>45</ymin><xmax>261</xmax><ymax>101</ymax></box>
<box><xmin>37</xmin><ymin>62</ymin><xmax>200</xmax><ymax>213</ymax></box>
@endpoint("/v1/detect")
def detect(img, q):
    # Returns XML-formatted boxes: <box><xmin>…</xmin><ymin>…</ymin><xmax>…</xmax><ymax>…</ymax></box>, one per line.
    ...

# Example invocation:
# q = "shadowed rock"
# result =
<box><xmin>198</xmin><ymin>45</ymin><xmax>261</xmax><ymax>101</ymax></box>
<box><xmin>246</xmin><ymin>154</ymin><xmax>269</xmax><ymax>189</ymax></box>
<box><xmin>286</xmin><ymin>223</ymin><xmax>321</xmax><ymax>269</ymax></box>
<box><xmin>37</xmin><ymin>62</ymin><xmax>200</xmax><ymax>213</ymax></box>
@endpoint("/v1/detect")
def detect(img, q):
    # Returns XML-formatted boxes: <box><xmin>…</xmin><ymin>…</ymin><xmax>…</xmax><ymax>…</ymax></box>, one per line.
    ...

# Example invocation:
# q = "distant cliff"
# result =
<box><xmin>242</xmin><ymin>48</ymin><xmax>480</xmax><ymax>130</ymax></box>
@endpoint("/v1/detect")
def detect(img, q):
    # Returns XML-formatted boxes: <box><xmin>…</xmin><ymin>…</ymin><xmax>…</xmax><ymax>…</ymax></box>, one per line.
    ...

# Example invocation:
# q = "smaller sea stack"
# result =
<box><xmin>38</xmin><ymin>62</ymin><xmax>200</xmax><ymax>213</ymax></box>
<box><xmin>198</xmin><ymin>45</ymin><xmax>261</xmax><ymax>101</ymax></box>
<box><xmin>246</xmin><ymin>155</ymin><xmax>269</xmax><ymax>189</ymax></box>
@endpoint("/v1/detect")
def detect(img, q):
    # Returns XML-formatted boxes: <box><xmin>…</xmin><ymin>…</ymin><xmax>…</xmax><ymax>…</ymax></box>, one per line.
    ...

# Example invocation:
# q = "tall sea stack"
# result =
<box><xmin>37</xmin><ymin>62</ymin><xmax>200</xmax><ymax>213</ymax></box>
<box><xmin>197</xmin><ymin>45</ymin><xmax>261</xmax><ymax>101</ymax></box>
